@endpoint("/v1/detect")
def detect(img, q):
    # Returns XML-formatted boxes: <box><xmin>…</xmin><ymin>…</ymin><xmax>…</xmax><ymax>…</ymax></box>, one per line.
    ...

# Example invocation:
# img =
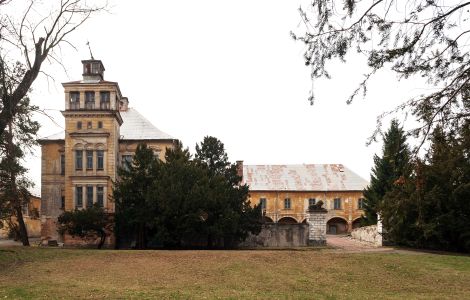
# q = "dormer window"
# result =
<box><xmin>85</xmin><ymin>92</ymin><xmax>95</xmax><ymax>109</ymax></box>
<box><xmin>70</xmin><ymin>92</ymin><xmax>80</xmax><ymax>109</ymax></box>
<box><xmin>100</xmin><ymin>91</ymin><xmax>110</xmax><ymax>109</ymax></box>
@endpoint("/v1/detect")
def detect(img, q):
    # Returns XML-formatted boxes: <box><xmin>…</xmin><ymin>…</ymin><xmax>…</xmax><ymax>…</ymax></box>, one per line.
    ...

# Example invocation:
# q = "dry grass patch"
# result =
<box><xmin>0</xmin><ymin>248</ymin><xmax>469</xmax><ymax>299</ymax></box>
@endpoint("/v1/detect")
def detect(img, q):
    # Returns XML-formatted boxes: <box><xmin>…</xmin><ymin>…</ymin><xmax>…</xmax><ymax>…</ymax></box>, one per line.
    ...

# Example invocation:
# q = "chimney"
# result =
<box><xmin>236</xmin><ymin>160</ymin><xmax>244</xmax><ymax>180</ymax></box>
<box><xmin>119</xmin><ymin>97</ymin><xmax>129</xmax><ymax>111</ymax></box>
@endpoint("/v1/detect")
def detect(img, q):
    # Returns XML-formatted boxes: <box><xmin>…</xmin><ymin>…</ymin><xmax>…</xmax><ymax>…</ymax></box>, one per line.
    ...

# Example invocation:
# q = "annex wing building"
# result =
<box><xmin>242</xmin><ymin>163</ymin><xmax>368</xmax><ymax>234</ymax></box>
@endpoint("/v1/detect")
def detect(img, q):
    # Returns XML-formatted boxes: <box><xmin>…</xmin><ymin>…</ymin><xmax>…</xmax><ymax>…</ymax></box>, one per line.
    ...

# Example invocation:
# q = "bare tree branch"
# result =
<box><xmin>0</xmin><ymin>0</ymin><xmax>108</xmax><ymax>137</ymax></box>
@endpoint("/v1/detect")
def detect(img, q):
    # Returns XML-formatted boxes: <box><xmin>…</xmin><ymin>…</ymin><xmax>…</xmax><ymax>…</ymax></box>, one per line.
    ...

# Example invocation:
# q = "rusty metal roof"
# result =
<box><xmin>243</xmin><ymin>164</ymin><xmax>368</xmax><ymax>191</ymax></box>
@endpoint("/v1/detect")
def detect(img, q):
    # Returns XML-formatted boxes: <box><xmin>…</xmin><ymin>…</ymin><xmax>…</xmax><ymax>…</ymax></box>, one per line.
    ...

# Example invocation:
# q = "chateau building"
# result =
<box><xmin>38</xmin><ymin>59</ymin><xmax>176</xmax><ymax>245</ymax></box>
<box><xmin>242</xmin><ymin>164</ymin><xmax>368</xmax><ymax>234</ymax></box>
<box><xmin>38</xmin><ymin>58</ymin><xmax>368</xmax><ymax>246</ymax></box>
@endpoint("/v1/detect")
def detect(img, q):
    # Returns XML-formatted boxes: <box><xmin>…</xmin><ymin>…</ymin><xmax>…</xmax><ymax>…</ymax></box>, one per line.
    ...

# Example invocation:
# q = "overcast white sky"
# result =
<box><xmin>23</xmin><ymin>1</ymin><xmax>426</xmax><ymax>195</ymax></box>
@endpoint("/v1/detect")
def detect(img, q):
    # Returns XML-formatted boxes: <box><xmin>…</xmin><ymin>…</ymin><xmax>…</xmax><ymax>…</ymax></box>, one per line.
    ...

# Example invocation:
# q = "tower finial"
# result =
<box><xmin>86</xmin><ymin>41</ymin><xmax>94</xmax><ymax>60</ymax></box>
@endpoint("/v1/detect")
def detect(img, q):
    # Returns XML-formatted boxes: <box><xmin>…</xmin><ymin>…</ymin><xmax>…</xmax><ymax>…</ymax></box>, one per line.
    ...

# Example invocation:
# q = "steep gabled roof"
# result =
<box><xmin>243</xmin><ymin>164</ymin><xmax>368</xmax><ymax>192</ymax></box>
<box><xmin>119</xmin><ymin>108</ymin><xmax>174</xmax><ymax>140</ymax></box>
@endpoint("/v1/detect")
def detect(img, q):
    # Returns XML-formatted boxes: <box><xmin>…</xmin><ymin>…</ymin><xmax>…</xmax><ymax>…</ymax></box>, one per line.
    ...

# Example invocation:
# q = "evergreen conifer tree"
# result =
<box><xmin>0</xmin><ymin>97</ymin><xmax>39</xmax><ymax>246</ymax></box>
<box><xmin>195</xmin><ymin>136</ymin><xmax>261</xmax><ymax>248</ymax></box>
<box><xmin>362</xmin><ymin>120</ymin><xmax>411</xmax><ymax>224</ymax></box>
<box><xmin>113</xmin><ymin>143</ymin><xmax>160</xmax><ymax>249</ymax></box>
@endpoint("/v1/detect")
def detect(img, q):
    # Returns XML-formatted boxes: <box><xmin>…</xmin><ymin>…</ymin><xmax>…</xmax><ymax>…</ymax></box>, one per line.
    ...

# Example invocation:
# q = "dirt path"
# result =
<box><xmin>326</xmin><ymin>234</ymin><xmax>394</xmax><ymax>253</ymax></box>
<box><xmin>0</xmin><ymin>238</ymin><xmax>41</xmax><ymax>247</ymax></box>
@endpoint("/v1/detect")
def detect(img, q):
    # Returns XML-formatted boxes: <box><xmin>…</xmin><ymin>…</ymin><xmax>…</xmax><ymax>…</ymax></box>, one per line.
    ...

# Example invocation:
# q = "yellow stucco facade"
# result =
<box><xmin>242</xmin><ymin>164</ymin><xmax>368</xmax><ymax>234</ymax></box>
<box><xmin>249</xmin><ymin>191</ymin><xmax>365</xmax><ymax>233</ymax></box>
<box><xmin>0</xmin><ymin>195</ymin><xmax>41</xmax><ymax>239</ymax></box>
<box><xmin>39</xmin><ymin>59</ymin><xmax>176</xmax><ymax>246</ymax></box>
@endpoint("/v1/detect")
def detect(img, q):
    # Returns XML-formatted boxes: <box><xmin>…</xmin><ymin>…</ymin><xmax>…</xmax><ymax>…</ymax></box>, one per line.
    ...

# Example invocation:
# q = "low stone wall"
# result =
<box><xmin>62</xmin><ymin>233</ymin><xmax>114</xmax><ymax>248</ymax></box>
<box><xmin>351</xmin><ymin>225</ymin><xmax>382</xmax><ymax>246</ymax></box>
<box><xmin>239</xmin><ymin>223</ymin><xmax>309</xmax><ymax>248</ymax></box>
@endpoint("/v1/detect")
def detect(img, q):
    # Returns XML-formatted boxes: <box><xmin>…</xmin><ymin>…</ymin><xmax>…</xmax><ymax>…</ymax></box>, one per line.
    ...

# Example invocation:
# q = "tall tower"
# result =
<box><xmin>62</xmin><ymin>59</ymin><xmax>123</xmax><ymax>213</ymax></box>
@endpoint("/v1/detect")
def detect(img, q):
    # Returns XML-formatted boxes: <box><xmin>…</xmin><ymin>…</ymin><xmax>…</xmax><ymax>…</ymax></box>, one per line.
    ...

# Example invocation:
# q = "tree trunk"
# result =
<box><xmin>0</xmin><ymin>38</ymin><xmax>46</xmax><ymax>137</ymax></box>
<box><xmin>136</xmin><ymin>223</ymin><xmax>146</xmax><ymax>249</ymax></box>
<box><xmin>14</xmin><ymin>204</ymin><xmax>29</xmax><ymax>246</ymax></box>
<box><xmin>97</xmin><ymin>229</ymin><xmax>106</xmax><ymax>249</ymax></box>
<box><xmin>207</xmin><ymin>233</ymin><xmax>213</xmax><ymax>249</ymax></box>
<box><xmin>7</xmin><ymin>121</ymin><xmax>29</xmax><ymax>246</ymax></box>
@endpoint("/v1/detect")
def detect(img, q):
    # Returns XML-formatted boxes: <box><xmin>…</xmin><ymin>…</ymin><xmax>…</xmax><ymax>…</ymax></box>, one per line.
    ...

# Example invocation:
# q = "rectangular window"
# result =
<box><xmin>77</xmin><ymin>121</ymin><xmax>82</xmax><ymax>130</ymax></box>
<box><xmin>91</xmin><ymin>63</ymin><xmax>100</xmax><ymax>74</ymax></box>
<box><xmin>98</xmin><ymin>121</ymin><xmax>103</xmax><ymax>129</ymax></box>
<box><xmin>86</xmin><ymin>150</ymin><xmax>93</xmax><ymax>170</ymax></box>
<box><xmin>284</xmin><ymin>198</ymin><xmax>291</xmax><ymax>209</ymax></box>
<box><xmin>358</xmin><ymin>198</ymin><xmax>365</xmax><ymax>210</ymax></box>
<box><xmin>334</xmin><ymin>198</ymin><xmax>342</xmax><ymax>210</ymax></box>
<box><xmin>85</xmin><ymin>91</ymin><xmax>95</xmax><ymax>109</ymax></box>
<box><xmin>308</xmin><ymin>198</ymin><xmax>316</xmax><ymax>208</ymax></box>
<box><xmin>87</xmin><ymin>121</ymin><xmax>92</xmax><ymax>129</ymax></box>
<box><xmin>97</xmin><ymin>186</ymin><xmax>104</xmax><ymax>207</ymax></box>
<box><xmin>122</xmin><ymin>155</ymin><xmax>133</xmax><ymax>170</ymax></box>
<box><xmin>97</xmin><ymin>150</ymin><xmax>104</xmax><ymax>170</ymax></box>
<box><xmin>86</xmin><ymin>186</ymin><xmax>93</xmax><ymax>208</ymax></box>
<box><xmin>61</xmin><ymin>196</ymin><xmax>65</xmax><ymax>209</ymax></box>
<box><xmin>75</xmin><ymin>150</ymin><xmax>83</xmax><ymax>170</ymax></box>
<box><xmin>76</xmin><ymin>186</ymin><xmax>83</xmax><ymax>208</ymax></box>
<box><xmin>259</xmin><ymin>198</ymin><xmax>266</xmax><ymax>210</ymax></box>
<box><xmin>70</xmin><ymin>92</ymin><xmax>80</xmax><ymax>109</ymax></box>
<box><xmin>60</xmin><ymin>154</ymin><xmax>65</xmax><ymax>175</ymax></box>
<box><xmin>100</xmin><ymin>91</ymin><xmax>110</xmax><ymax>109</ymax></box>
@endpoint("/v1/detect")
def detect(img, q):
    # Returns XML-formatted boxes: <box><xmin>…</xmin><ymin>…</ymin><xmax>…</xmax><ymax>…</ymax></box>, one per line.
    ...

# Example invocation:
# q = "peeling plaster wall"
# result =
<box><xmin>239</xmin><ymin>223</ymin><xmax>309</xmax><ymax>248</ymax></box>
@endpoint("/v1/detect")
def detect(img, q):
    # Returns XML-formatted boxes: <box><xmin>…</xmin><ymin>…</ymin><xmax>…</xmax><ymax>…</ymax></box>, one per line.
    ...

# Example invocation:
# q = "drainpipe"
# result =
<box><xmin>275</xmin><ymin>191</ymin><xmax>279</xmax><ymax>222</ymax></box>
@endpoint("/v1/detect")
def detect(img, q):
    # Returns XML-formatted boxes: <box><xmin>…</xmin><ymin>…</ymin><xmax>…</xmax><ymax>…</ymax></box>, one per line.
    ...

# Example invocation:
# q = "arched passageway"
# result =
<box><xmin>327</xmin><ymin>217</ymin><xmax>348</xmax><ymax>234</ymax></box>
<box><xmin>352</xmin><ymin>218</ymin><xmax>362</xmax><ymax>230</ymax></box>
<box><xmin>263</xmin><ymin>216</ymin><xmax>274</xmax><ymax>223</ymax></box>
<box><xmin>277</xmin><ymin>217</ymin><xmax>298</xmax><ymax>224</ymax></box>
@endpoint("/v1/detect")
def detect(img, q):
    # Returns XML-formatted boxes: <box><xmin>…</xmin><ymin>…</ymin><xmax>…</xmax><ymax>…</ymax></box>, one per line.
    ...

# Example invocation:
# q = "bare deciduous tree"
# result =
<box><xmin>0</xmin><ymin>0</ymin><xmax>107</xmax><ymax>137</ymax></box>
<box><xmin>292</xmin><ymin>0</ymin><xmax>470</xmax><ymax>149</ymax></box>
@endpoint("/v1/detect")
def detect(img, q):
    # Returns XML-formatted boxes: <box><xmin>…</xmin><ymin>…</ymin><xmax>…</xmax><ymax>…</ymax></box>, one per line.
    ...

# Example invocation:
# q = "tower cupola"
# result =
<box><xmin>82</xmin><ymin>59</ymin><xmax>105</xmax><ymax>81</ymax></box>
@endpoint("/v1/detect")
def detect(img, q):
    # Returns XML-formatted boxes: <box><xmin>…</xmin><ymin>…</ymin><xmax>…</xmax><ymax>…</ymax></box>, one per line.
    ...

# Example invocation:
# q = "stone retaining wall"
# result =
<box><xmin>239</xmin><ymin>223</ymin><xmax>309</xmax><ymax>248</ymax></box>
<box><xmin>351</xmin><ymin>225</ymin><xmax>382</xmax><ymax>246</ymax></box>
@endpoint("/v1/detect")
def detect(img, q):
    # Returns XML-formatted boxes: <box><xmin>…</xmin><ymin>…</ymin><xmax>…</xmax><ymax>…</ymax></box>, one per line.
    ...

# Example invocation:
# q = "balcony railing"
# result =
<box><xmin>100</xmin><ymin>102</ymin><xmax>110</xmax><ymax>109</ymax></box>
<box><xmin>85</xmin><ymin>102</ymin><xmax>95</xmax><ymax>109</ymax></box>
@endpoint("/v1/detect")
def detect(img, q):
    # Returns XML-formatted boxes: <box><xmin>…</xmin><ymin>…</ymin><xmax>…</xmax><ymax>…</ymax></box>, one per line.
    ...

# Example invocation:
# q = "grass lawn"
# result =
<box><xmin>1</xmin><ymin>247</ymin><xmax>469</xmax><ymax>299</ymax></box>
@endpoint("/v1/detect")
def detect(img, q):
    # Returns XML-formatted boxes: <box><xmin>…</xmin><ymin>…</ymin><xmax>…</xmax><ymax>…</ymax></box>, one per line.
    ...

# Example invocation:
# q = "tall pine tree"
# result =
<box><xmin>380</xmin><ymin>123</ymin><xmax>470</xmax><ymax>252</ymax></box>
<box><xmin>0</xmin><ymin>97</ymin><xmax>39</xmax><ymax>246</ymax></box>
<box><xmin>195</xmin><ymin>136</ymin><xmax>261</xmax><ymax>248</ymax></box>
<box><xmin>113</xmin><ymin>143</ymin><xmax>160</xmax><ymax>249</ymax></box>
<box><xmin>363</xmin><ymin>120</ymin><xmax>411</xmax><ymax>224</ymax></box>
<box><xmin>415</xmin><ymin>125</ymin><xmax>470</xmax><ymax>251</ymax></box>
